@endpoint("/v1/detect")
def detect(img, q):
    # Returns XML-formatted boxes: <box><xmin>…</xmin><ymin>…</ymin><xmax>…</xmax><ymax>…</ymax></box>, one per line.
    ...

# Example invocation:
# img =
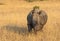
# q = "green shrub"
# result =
<box><xmin>33</xmin><ymin>6</ymin><xmax>39</xmax><ymax>9</ymax></box>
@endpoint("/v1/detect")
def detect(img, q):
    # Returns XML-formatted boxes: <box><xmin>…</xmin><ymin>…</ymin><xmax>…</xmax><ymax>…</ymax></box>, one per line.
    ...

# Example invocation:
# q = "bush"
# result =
<box><xmin>0</xmin><ymin>3</ymin><xmax>5</xmax><ymax>5</ymax></box>
<box><xmin>25</xmin><ymin>0</ymin><xmax>47</xmax><ymax>2</ymax></box>
<box><xmin>25</xmin><ymin>0</ymin><xmax>34</xmax><ymax>2</ymax></box>
<box><xmin>33</xmin><ymin>6</ymin><xmax>39</xmax><ymax>9</ymax></box>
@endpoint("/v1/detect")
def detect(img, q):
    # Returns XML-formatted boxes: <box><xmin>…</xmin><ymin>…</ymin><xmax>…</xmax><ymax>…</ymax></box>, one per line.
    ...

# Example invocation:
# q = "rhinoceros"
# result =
<box><xmin>27</xmin><ymin>7</ymin><xmax>48</xmax><ymax>34</ymax></box>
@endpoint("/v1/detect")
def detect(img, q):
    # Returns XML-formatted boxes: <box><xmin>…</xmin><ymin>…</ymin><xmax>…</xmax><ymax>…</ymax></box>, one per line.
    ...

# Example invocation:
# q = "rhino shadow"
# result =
<box><xmin>3</xmin><ymin>24</ymin><xmax>28</xmax><ymax>35</ymax></box>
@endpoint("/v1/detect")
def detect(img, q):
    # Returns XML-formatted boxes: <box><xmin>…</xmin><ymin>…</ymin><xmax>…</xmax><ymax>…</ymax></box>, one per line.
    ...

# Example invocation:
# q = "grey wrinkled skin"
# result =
<box><xmin>27</xmin><ymin>9</ymin><xmax>48</xmax><ymax>34</ymax></box>
<box><xmin>27</xmin><ymin>10</ymin><xmax>33</xmax><ymax>32</ymax></box>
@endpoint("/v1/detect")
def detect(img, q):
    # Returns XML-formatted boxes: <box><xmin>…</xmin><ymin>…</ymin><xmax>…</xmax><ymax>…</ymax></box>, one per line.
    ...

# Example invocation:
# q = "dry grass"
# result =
<box><xmin>0</xmin><ymin>1</ymin><xmax>60</xmax><ymax>41</ymax></box>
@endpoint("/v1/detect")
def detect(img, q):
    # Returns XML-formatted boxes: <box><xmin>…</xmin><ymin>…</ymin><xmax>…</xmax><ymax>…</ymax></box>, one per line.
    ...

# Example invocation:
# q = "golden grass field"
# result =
<box><xmin>0</xmin><ymin>0</ymin><xmax>60</xmax><ymax>41</ymax></box>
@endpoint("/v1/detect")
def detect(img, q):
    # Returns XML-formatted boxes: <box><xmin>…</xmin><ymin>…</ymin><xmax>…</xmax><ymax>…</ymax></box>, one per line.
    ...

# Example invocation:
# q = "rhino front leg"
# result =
<box><xmin>28</xmin><ymin>24</ymin><xmax>32</xmax><ymax>33</ymax></box>
<box><xmin>33</xmin><ymin>26</ymin><xmax>37</xmax><ymax>34</ymax></box>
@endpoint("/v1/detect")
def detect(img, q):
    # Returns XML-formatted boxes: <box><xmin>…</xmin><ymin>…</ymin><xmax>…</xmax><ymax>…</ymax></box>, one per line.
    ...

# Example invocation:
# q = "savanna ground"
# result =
<box><xmin>0</xmin><ymin>0</ymin><xmax>60</xmax><ymax>41</ymax></box>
